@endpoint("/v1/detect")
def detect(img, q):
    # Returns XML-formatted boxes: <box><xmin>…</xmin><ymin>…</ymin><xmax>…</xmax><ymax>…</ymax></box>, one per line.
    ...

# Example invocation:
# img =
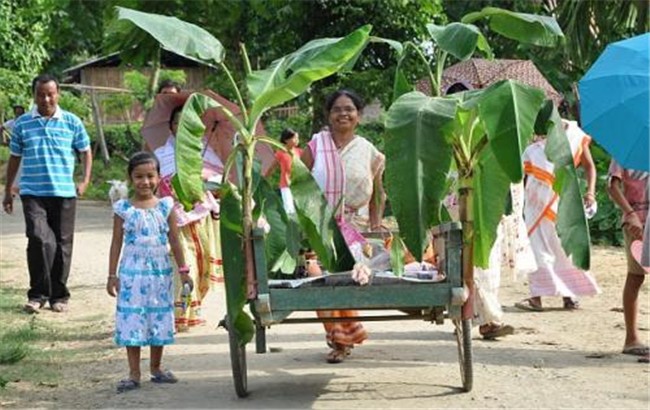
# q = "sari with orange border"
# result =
<box><xmin>522</xmin><ymin>120</ymin><xmax>600</xmax><ymax>298</ymax></box>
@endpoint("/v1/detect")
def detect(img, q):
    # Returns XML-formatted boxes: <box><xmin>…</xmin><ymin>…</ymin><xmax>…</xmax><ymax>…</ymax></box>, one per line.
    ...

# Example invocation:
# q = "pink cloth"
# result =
<box><xmin>158</xmin><ymin>176</ymin><xmax>219</xmax><ymax>227</ymax></box>
<box><xmin>308</xmin><ymin>132</ymin><xmax>345</xmax><ymax>217</ymax></box>
<box><xmin>608</xmin><ymin>160</ymin><xmax>649</xmax><ymax>224</ymax></box>
<box><xmin>308</xmin><ymin>132</ymin><xmax>365</xmax><ymax>248</ymax></box>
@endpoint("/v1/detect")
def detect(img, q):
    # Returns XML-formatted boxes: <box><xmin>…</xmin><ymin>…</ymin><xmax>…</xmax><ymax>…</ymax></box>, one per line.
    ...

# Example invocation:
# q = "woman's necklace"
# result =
<box><xmin>333</xmin><ymin>134</ymin><xmax>354</xmax><ymax>150</ymax></box>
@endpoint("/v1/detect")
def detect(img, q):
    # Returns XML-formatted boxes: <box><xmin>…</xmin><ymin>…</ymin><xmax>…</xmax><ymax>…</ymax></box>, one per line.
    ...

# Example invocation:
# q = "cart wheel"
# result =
<box><xmin>453</xmin><ymin>318</ymin><xmax>473</xmax><ymax>392</ymax></box>
<box><xmin>228</xmin><ymin>320</ymin><xmax>248</xmax><ymax>397</ymax></box>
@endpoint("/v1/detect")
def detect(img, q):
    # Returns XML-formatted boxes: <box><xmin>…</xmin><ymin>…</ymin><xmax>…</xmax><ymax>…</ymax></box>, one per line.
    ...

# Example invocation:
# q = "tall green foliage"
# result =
<box><xmin>118</xmin><ymin>7</ymin><xmax>371</xmax><ymax>343</ymax></box>
<box><xmin>383</xmin><ymin>7</ymin><xmax>591</xmax><ymax>274</ymax></box>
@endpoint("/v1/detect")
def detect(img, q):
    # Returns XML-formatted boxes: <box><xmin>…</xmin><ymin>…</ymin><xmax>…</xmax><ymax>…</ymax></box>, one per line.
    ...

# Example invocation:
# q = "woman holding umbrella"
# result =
<box><xmin>154</xmin><ymin>106</ymin><xmax>223</xmax><ymax>332</ymax></box>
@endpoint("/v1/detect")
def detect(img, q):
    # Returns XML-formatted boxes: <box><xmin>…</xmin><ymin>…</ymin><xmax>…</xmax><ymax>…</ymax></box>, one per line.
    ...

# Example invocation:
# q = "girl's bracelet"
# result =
<box><xmin>108</xmin><ymin>274</ymin><xmax>118</xmax><ymax>280</ymax></box>
<box><xmin>178</xmin><ymin>265</ymin><xmax>190</xmax><ymax>275</ymax></box>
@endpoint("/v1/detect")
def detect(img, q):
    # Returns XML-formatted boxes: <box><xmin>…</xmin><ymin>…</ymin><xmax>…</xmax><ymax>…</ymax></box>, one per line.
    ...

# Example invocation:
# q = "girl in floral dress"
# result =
<box><xmin>107</xmin><ymin>152</ymin><xmax>193</xmax><ymax>393</ymax></box>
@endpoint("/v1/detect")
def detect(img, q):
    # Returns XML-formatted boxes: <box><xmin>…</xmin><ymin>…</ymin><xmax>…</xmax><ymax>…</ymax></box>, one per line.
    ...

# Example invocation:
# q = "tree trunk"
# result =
<box><xmin>458</xmin><ymin>177</ymin><xmax>475</xmax><ymax>320</ymax></box>
<box><xmin>90</xmin><ymin>91</ymin><xmax>110</xmax><ymax>165</ymax></box>
<box><xmin>242</xmin><ymin>143</ymin><xmax>257</xmax><ymax>300</ymax></box>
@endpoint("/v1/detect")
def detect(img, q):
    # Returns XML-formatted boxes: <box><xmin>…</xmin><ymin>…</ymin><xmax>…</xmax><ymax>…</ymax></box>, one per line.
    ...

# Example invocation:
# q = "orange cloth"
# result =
<box><xmin>275</xmin><ymin>147</ymin><xmax>302</xmax><ymax>188</ymax></box>
<box><xmin>317</xmin><ymin>309</ymin><xmax>368</xmax><ymax>348</ymax></box>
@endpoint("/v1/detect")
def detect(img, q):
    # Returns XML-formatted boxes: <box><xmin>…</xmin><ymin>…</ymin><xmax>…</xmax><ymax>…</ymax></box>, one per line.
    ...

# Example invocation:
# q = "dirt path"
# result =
<box><xmin>1</xmin><ymin>200</ymin><xmax>649</xmax><ymax>409</ymax></box>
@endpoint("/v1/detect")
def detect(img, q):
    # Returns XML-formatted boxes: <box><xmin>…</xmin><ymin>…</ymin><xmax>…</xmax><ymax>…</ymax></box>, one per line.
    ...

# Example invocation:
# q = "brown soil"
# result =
<box><xmin>0</xmin><ymin>201</ymin><xmax>648</xmax><ymax>409</ymax></box>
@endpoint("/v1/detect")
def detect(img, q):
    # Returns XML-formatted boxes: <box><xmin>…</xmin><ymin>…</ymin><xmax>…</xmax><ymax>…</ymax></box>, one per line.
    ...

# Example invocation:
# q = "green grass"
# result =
<box><xmin>0</xmin><ymin>145</ymin><xmax>9</xmax><ymax>162</ymax></box>
<box><xmin>0</xmin><ymin>286</ymin><xmax>112</xmax><ymax>393</ymax></box>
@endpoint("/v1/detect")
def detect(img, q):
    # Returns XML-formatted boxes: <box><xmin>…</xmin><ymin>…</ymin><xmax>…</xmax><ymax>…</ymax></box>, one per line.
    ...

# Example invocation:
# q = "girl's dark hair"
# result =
<box><xmin>169</xmin><ymin>106</ymin><xmax>182</xmax><ymax>129</ymax></box>
<box><xmin>325</xmin><ymin>89</ymin><xmax>365</xmax><ymax>113</ymax></box>
<box><xmin>127</xmin><ymin>151</ymin><xmax>160</xmax><ymax>177</ymax></box>
<box><xmin>280</xmin><ymin>128</ymin><xmax>297</xmax><ymax>143</ymax></box>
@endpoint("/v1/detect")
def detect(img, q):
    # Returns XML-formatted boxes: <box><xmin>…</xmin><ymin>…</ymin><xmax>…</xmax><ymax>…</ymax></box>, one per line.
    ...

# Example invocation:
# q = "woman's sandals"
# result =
<box><xmin>326</xmin><ymin>345</ymin><xmax>352</xmax><ymax>364</ymax></box>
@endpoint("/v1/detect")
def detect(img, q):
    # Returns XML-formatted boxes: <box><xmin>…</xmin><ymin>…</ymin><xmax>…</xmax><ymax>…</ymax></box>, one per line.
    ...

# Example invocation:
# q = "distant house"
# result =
<box><xmin>62</xmin><ymin>49</ymin><xmax>210</xmax><ymax>124</ymax></box>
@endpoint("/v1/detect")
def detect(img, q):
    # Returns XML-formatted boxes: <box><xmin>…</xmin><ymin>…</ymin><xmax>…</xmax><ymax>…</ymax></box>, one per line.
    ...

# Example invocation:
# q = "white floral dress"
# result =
<box><xmin>113</xmin><ymin>197</ymin><xmax>175</xmax><ymax>346</ymax></box>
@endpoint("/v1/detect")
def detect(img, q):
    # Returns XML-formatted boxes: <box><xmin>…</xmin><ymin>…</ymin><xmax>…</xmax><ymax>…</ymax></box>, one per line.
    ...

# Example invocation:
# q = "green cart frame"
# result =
<box><xmin>226</xmin><ymin>222</ymin><xmax>472</xmax><ymax>397</ymax></box>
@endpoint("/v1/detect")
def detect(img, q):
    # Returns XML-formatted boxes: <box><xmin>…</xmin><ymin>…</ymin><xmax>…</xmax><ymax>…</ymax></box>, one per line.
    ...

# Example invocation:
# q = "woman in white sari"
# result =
<box><xmin>301</xmin><ymin>89</ymin><xmax>385</xmax><ymax>363</ymax></box>
<box><xmin>516</xmin><ymin>119</ymin><xmax>600</xmax><ymax>311</ymax></box>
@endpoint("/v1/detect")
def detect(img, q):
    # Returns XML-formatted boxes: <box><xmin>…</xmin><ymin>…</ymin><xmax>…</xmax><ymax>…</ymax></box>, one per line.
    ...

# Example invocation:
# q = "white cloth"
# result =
<box><xmin>154</xmin><ymin>135</ymin><xmax>224</xmax><ymax>179</ymax></box>
<box><xmin>522</xmin><ymin>122</ymin><xmax>600</xmax><ymax>298</ymax></box>
<box><xmin>280</xmin><ymin>187</ymin><xmax>296</xmax><ymax>215</ymax></box>
<box><xmin>445</xmin><ymin>182</ymin><xmax>537</xmax><ymax>325</ymax></box>
<box><xmin>473</xmin><ymin>183</ymin><xmax>537</xmax><ymax>325</ymax></box>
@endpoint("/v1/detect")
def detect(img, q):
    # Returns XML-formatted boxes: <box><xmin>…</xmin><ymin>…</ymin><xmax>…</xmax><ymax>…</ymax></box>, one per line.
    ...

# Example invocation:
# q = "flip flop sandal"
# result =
<box><xmin>23</xmin><ymin>300</ymin><xmax>43</xmax><ymax>314</ymax></box>
<box><xmin>480</xmin><ymin>323</ymin><xmax>515</xmax><ymax>340</ymax></box>
<box><xmin>563</xmin><ymin>298</ymin><xmax>580</xmax><ymax>310</ymax></box>
<box><xmin>622</xmin><ymin>345</ymin><xmax>650</xmax><ymax>356</ymax></box>
<box><xmin>638</xmin><ymin>355</ymin><xmax>649</xmax><ymax>363</ymax></box>
<box><xmin>326</xmin><ymin>347</ymin><xmax>350</xmax><ymax>364</ymax></box>
<box><xmin>151</xmin><ymin>370</ymin><xmax>178</xmax><ymax>383</ymax></box>
<box><xmin>116</xmin><ymin>379</ymin><xmax>140</xmax><ymax>393</ymax></box>
<box><xmin>514</xmin><ymin>299</ymin><xmax>543</xmax><ymax>312</ymax></box>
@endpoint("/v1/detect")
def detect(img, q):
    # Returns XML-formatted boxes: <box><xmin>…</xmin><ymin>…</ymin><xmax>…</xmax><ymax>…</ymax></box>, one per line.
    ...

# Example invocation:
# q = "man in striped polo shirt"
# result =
<box><xmin>3</xmin><ymin>74</ymin><xmax>92</xmax><ymax>314</ymax></box>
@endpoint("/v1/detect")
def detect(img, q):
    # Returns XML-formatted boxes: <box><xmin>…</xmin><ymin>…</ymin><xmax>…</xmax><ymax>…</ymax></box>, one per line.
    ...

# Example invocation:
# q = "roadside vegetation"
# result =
<box><xmin>0</xmin><ymin>280</ymin><xmax>112</xmax><ymax>395</ymax></box>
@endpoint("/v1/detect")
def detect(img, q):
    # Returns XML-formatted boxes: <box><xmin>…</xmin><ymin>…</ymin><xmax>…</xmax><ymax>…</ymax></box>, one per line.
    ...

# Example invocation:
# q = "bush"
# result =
<box><xmin>357</xmin><ymin>120</ymin><xmax>386</xmax><ymax>153</ymax></box>
<box><xmin>263</xmin><ymin>112</ymin><xmax>312</xmax><ymax>144</ymax></box>
<box><xmin>86</xmin><ymin>123</ymin><xmax>143</xmax><ymax>158</ymax></box>
<box><xmin>588</xmin><ymin>143</ymin><xmax>623</xmax><ymax>246</ymax></box>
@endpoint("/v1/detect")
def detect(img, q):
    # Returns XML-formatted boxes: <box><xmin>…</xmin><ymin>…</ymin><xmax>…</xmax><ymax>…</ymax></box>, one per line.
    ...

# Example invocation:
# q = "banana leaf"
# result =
<box><xmin>290</xmin><ymin>157</ymin><xmax>355</xmax><ymax>272</ymax></box>
<box><xmin>544</xmin><ymin>108</ymin><xmax>591</xmax><ymax>270</ymax></box>
<box><xmin>246</xmin><ymin>25</ymin><xmax>372</xmax><ymax>122</ymax></box>
<box><xmin>173</xmin><ymin>93</ymin><xmax>222</xmax><ymax>207</ymax></box>
<box><xmin>253</xmin><ymin>177</ymin><xmax>301</xmax><ymax>274</ymax></box>
<box><xmin>219</xmin><ymin>184</ymin><xmax>254</xmax><ymax>345</ymax></box>
<box><xmin>384</xmin><ymin>92</ymin><xmax>457</xmax><ymax>261</ymax></box>
<box><xmin>117</xmin><ymin>7</ymin><xmax>225</xmax><ymax>66</ymax></box>
<box><xmin>478</xmin><ymin>80</ymin><xmax>546</xmax><ymax>183</ymax></box>
<box><xmin>427</xmin><ymin>22</ymin><xmax>493</xmax><ymax>61</ymax></box>
<box><xmin>472</xmin><ymin>144</ymin><xmax>511</xmax><ymax>268</ymax></box>
<box><xmin>461</xmin><ymin>7</ymin><xmax>564</xmax><ymax>47</ymax></box>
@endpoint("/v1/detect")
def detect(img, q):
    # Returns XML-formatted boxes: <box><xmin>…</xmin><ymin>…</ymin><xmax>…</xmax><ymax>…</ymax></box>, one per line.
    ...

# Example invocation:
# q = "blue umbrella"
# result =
<box><xmin>579</xmin><ymin>33</ymin><xmax>649</xmax><ymax>171</ymax></box>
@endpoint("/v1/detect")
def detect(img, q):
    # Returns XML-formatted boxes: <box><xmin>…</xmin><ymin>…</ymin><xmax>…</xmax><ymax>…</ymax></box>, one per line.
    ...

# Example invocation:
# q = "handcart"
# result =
<box><xmin>225</xmin><ymin>222</ymin><xmax>472</xmax><ymax>397</ymax></box>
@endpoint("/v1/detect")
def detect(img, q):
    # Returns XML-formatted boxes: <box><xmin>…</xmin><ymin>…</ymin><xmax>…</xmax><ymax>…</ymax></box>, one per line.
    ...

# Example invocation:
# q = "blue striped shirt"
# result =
<box><xmin>10</xmin><ymin>106</ymin><xmax>90</xmax><ymax>197</ymax></box>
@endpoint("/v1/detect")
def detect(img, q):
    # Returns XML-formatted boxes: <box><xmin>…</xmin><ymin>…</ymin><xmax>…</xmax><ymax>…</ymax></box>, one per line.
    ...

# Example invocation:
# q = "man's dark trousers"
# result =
<box><xmin>21</xmin><ymin>195</ymin><xmax>76</xmax><ymax>305</ymax></box>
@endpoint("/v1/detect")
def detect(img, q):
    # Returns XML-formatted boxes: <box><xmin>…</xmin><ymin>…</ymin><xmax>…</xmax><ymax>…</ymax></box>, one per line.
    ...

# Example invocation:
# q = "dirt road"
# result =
<box><xmin>1</xmin><ymin>200</ymin><xmax>648</xmax><ymax>409</ymax></box>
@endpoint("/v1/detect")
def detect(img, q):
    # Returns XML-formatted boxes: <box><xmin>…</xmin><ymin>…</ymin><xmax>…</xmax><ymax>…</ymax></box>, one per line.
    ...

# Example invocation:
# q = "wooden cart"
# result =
<box><xmin>226</xmin><ymin>222</ymin><xmax>472</xmax><ymax>397</ymax></box>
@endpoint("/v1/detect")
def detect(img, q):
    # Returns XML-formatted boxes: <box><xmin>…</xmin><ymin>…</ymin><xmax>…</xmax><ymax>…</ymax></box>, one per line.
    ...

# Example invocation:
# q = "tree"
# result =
<box><xmin>0</xmin><ymin>0</ymin><xmax>54</xmax><ymax>114</ymax></box>
<box><xmin>442</xmin><ymin>0</ymin><xmax>650</xmax><ymax>100</ymax></box>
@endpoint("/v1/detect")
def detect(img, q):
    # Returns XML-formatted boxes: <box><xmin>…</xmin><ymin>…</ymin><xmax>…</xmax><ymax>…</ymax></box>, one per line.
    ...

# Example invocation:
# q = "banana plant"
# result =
<box><xmin>382</xmin><ymin>8</ymin><xmax>590</xmax><ymax>300</ymax></box>
<box><xmin>117</xmin><ymin>7</ymin><xmax>369</xmax><ymax>343</ymax></box>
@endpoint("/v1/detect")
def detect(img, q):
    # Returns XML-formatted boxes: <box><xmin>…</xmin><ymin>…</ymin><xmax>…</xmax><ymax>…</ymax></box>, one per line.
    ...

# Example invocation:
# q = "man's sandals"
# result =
<box><xmin>326</xmin><ymin>345</ymin><xmax>352</xmax><ymax>364</ymax></box>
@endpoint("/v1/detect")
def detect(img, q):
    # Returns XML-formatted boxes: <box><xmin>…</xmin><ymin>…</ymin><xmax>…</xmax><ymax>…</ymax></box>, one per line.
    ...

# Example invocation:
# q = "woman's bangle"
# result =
<box><xmin>584</xmin><ymin>192</ymin><xmax>595</xmax><ymax>199</ymax></box>
<box><xmin>178</xmin><ymin>265</ymin><xmax>190</xmax><ymax>274</ymax></box>
<box><xmin>108</xmin><ymin>274</ymin><xmax>117</xmax><ymax>280</ymax></box>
